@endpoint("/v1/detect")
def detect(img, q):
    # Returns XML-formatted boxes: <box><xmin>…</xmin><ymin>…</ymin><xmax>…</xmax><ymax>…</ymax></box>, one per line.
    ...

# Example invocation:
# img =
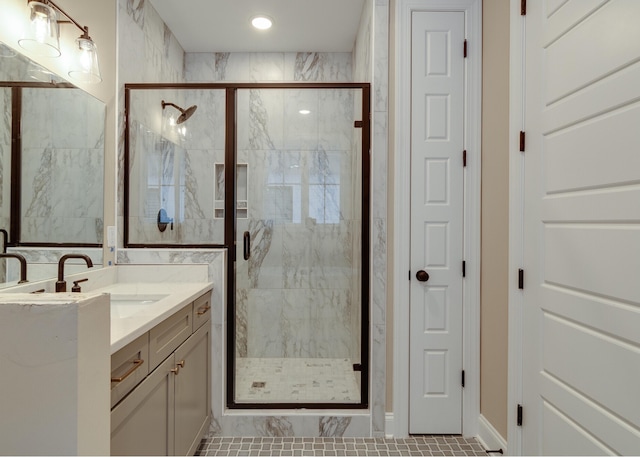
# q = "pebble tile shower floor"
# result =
<box><xmin>196</xmin><ymin>436</ymin><xmax>489</xmax><ymax>456</ymax></box>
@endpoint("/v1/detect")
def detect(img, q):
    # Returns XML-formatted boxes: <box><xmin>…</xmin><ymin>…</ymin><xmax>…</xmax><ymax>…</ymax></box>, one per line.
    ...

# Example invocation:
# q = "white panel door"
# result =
<box><xmin>522</xmin><ymin>0</ymin><xmax>640</xmax><ymax>454</ymax></box>
<box><xmin>409</xmin><ymin>10</ymin><xmax>465</xmax><ymax>434</ymax></box>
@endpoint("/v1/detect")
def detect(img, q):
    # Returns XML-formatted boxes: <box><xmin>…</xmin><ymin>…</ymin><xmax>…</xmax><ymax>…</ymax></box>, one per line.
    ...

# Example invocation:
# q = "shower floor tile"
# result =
<box><xmin>235</xmin><ymin>357</ymin><xmax>361</xmax><ymax>403</ymax></box>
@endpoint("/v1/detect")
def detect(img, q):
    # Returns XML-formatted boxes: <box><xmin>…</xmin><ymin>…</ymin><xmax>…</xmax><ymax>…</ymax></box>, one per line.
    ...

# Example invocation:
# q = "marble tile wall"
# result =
<box><xmin>371</xmin><ymin>0</ymin><xmax>389</xmax><ymax>437</ymax></box>
<box><xmin>117</xmin><ymin>0</ymin><xmax>186</xmax><ymax>244</ymax></box>
<box><xmin>126</xmin><ymin>88</ymin><xmax>226</xmax><ymax>245</ymax></box>
<box><xmin>0</xmin><ymin>87</ymin><xmax>10</xmax><ymax>281</ymax></box>
<box><xmin>353</xmin><ymin>0</ymin><xmax>390</xmax><ymax>438</ymax></box>
<box><xmin>117</xmin><ymin>0</ymin><xmax>389</xmax><ymax>438</ymax></box>
<box><xmin>20</xmin><ymin>88</ymin><xmax>104</xmax><ymax>244</ymax></box>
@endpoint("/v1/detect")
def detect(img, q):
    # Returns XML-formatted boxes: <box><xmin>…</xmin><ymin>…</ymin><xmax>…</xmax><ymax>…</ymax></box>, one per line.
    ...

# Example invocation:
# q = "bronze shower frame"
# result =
<box><xmin>124</xmin><ymin>82</ymin><xmax>370</xmax><ymax>409</ymax></box>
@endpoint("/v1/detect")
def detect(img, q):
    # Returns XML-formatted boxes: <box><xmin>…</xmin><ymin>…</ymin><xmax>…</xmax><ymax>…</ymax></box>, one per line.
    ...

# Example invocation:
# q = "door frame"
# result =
<box><xmin>507</xmin><ymin>0</ymin><xmax>524</xmax><ymax>453</ymax></box>
<box><xmin>392</xmin><ymin>0</ymin><xmax>482</xmax><ymax>438</ymax></box>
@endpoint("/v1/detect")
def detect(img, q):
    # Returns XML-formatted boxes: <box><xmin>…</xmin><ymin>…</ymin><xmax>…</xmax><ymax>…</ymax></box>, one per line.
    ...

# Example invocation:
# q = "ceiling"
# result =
<box><xmin>149</xmin><ymin>0</ymin><xmax>367</xmax><ymax>53</ymax></box>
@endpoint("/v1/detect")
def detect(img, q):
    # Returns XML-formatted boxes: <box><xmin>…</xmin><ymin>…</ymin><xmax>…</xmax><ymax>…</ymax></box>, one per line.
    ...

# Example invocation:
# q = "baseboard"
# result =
<box><xmin>477</xmin><ymin>414</ymin><xmax>508</xmax><ymax>454</ymax></box>
<box><xmin>385</xmin><ymin>412</ymin><xmax>395</xmax><ymax>438</ymax></box>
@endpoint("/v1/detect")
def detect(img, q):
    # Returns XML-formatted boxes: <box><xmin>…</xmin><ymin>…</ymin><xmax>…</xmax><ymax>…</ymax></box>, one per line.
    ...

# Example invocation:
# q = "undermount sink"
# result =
<box><xmin>110</xmin><ymin>294</ymin><xmax>168</xmax><ymax>319</ymax></box>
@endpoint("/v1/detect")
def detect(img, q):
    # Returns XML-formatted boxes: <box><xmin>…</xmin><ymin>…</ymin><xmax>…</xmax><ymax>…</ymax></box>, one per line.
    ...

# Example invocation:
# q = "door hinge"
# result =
<box><xmin>521</xmin><ymin>0</ymin><xmax>526</xmax><ymax>15</ymax></box>
<box><xmin>463</xmin><ymin>39</ymin><xmax>468</xmax><ymax>58</ymax></box>
<box><xmin>353</xmin><ymin>363</ymin><xmax>362</xmax><ymax>372</ymax></box>
<box><xmin>517</xmin><ymin>404</ymin><xmax>523</xmax><ymax>426</ymax></box>
<box><xmin>518</xmin><ymin>269</ymin><xmax>524</xmax><ymax>289</ymax></box>
<box><xmin>354</xmin><ymin>120</ymin><xmax>363</xmax><ymax>128</ymax></box>
<box><xmin>519</xmin><ymin>131</ymin><xmax>526</xmax><ymax>152</ymax></box>
<box><xmin>461</xmin><ymin>370</ymin><xmax>465</xmax><ymax>388</ymax></box>
<box><xmin>409</xmin><ymin>270</ymin><xmax>411</xmax><ymax>281</ymax></box>
<box><xmin>462</xmin><ymin>261</ymin><xmax>466</xmax><ymax>278</ymax></box>
<box><xmin>463</xmin><ymin>150</ymin><xmax>467</xmax><ymax>167</ymax></box>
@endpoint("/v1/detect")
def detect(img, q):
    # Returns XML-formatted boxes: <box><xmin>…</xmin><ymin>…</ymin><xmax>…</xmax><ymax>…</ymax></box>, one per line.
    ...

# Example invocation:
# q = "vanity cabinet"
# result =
<box><xmin>111</xmin><ymin>353</ymin><xmax>175</xmax><ymax>455</ymax></box>
<box><xmin>174</xmin><ymin>323</ymin><xmax>211</xmax><ymax>455</ymax></box>
<box><xmin>110</xmin><ymin>293</ymin><xmax>211</xmax><ymax>456</ymax></box>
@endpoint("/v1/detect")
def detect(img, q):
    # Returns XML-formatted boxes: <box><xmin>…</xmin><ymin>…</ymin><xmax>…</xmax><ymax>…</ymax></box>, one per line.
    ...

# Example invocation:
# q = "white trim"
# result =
<box><xmin>393</xmin><ymin>0</ymin><xmax>482</xmax><ymax>438</ymax></box>
<box><xmin>385</xmin><ymin>412</ymin><xmax>395</xmax><ymax>438</ymax></box>
<box><xmin>477</xmin><ymin>415</ymin><xmax>509</xmax><ymax>455</ymax></box>
<box><xmin>507</xmin><ymin>0</ymin><xmax>525</xmax><ymax>454</ymax></box>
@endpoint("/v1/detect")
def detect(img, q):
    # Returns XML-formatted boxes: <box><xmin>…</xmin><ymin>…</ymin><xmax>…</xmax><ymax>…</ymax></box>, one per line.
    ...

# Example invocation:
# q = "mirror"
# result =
<box><xmin>0</xmin><ymin>41</ymin><xmax>105</xmax><ymax>288</ymax></box>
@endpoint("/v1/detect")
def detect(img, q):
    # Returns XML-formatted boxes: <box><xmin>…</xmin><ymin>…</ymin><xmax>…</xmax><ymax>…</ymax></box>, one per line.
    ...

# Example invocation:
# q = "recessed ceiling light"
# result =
<box><xmin>251</xmin><ymin>15</ymin><xmax>273</xmax><ymax>30</ymax></box>
<box><xmin>299</xmin><ymin>109</ymin><xmax>311</xmax><ymax>115</ymax></box>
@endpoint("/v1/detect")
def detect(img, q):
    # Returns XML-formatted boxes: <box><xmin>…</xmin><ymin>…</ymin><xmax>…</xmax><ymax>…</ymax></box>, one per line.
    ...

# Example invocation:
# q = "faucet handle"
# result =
<box><xmin>71</xmin><ymin>278</ymin><xmax>89</xmax><ymax>293</ymax></box>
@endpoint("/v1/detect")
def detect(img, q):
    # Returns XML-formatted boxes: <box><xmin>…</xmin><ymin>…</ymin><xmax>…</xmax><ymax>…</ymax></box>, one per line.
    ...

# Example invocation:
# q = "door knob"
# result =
<box><xmin>416</xmin><ymin>270</ymin><xmax>430</xmax><ymax>282</ymax></box>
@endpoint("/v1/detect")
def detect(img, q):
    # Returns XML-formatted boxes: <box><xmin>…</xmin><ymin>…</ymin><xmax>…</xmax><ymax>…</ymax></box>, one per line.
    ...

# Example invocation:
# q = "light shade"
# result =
<box><xmin>18</xmin><ymin>1</ymin><xmax>61</xmax><ymax>57</ymax></box>
<box><xmin>68</xmin><ymin>35</ymin><xmax>102</xmax><ymax>83</ymax></box>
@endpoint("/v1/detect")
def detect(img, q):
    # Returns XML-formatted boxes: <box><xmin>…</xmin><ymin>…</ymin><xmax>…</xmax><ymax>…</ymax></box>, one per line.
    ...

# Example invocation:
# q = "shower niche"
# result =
<box><xmin>125</xmin><ymin>83</ymin><xmax>370</xmax><ymax>409</ymax></box>
<box><xmin>214</xmin><ymin>163</ymin><xmax>247</xmax><ymax>219</ymax></box>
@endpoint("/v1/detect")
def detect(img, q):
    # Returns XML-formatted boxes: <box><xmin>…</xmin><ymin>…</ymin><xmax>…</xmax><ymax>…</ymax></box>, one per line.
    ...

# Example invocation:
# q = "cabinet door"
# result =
<box><xmin>174</xmin><ymin>322</ymin><xmax>211</xmax><ymax>456</ymax></box>
<box><xmin>111</xmin><ymin>355</ymin><xmax>175</xmax><ymax>456</ymax></box>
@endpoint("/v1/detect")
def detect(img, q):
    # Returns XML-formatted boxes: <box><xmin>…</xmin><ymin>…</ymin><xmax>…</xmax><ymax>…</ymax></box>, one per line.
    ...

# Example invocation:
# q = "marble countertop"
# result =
<box><xmin>88</xmin><ymin>281</ymin><xmax>213</xmax><ymax>353</ymax></box>
<box><xmin>0</xmin><ymin>264</ymin><xmax>213</xmax><ymax>354</ymax></box>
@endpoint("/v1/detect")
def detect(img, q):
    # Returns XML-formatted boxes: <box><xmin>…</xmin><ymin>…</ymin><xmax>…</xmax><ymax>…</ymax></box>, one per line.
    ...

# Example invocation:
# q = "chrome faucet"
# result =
<box><xmin>0</xmin><ymin>253</ymin><xmax>28</xmax><ymax>283</ymax></box>
<box><xmin>56</xmin><ymin>254</ymin><xmax>93</xmax><ymax>292</ymax></box>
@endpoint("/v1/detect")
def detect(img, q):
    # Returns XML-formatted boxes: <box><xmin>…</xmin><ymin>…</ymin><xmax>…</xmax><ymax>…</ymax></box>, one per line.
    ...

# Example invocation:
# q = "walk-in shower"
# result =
<box><xmin>125</xmin><ymin>83</ymin><xmax>370</xmax><ymax>409</ymax></box>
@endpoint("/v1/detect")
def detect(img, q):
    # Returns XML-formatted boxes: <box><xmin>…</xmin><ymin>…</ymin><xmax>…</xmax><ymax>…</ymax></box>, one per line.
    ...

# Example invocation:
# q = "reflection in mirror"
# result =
<box><xmin>0</xmin><ymin>41</ymin><xmax>105</xmax><ymax>289</ymax></box>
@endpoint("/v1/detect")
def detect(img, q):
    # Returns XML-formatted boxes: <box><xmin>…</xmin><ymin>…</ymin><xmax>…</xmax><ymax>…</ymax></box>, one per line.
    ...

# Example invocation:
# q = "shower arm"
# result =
<box><xmin>161</xmin><ymin>101</ymin><xmax>184</xmax><ymax>114</ymax></box>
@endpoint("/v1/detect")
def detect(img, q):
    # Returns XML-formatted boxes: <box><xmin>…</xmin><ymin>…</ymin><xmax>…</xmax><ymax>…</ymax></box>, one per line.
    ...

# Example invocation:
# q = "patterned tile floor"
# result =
<box><xmin>235</xmin><ymin>358</ymin><xmax>361</xmax><ymax>403</ymax></box>
<box><xmin>196</xmin><ymin>436</ymin><xmax>489</xmax><ymax>456</ymax></box>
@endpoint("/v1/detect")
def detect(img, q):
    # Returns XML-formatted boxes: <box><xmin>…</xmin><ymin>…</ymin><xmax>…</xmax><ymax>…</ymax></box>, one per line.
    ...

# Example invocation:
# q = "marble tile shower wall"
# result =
<box><xmin>0</xmin><ymin>87</ymin><xmax>103</xmax><ymax>281</ymax></box>
<box><xmin>20</xmin><ymin>88</ymin><xmax>103</xmax><ymax>243</ymax></box>
<box><xmin>127</xmin><ymin>88</ymin><xmax>226</xmax><ymax>245</ymax></box>
<box><xmin>117</xmin><ymin>0</ymin><xmax>186</xmax><ymax>242</ymax></box>
<box><xmin>233</xmin><ymin>89</ymin><xmax>359</xmax><ymax>362</ymax></box>
<box><xmin>117</xmin><ymin>0</ymin><xmax>389</xmax><ymax>438</ymax></box>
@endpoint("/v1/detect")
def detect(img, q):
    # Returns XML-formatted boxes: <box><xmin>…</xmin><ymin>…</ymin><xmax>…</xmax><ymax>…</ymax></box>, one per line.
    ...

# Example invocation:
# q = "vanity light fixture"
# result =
<box><xmin>18</xmin><ymin>1</ymin><xmax>60</xmax><ymax>57</ymax></box>
<box><xmin>251</xmin><ymin>15</ymin><xmax>273</xmax><ymax>30</ymax></box>
<box><xmin>19</xmin><ymin>0</ymin><xmax>102</xmax><ymax>83</ymax></box>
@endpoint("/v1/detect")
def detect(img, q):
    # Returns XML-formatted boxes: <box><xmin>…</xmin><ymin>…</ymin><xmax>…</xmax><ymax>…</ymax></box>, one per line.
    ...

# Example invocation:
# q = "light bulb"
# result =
<box><xmin>251</xmin><ymin>16</ymin><xmax>273</xmax><ymax>30</ymax></box>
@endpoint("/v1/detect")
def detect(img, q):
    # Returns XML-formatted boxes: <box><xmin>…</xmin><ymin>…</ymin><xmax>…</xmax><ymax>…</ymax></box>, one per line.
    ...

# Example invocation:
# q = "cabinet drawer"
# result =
<box><xmin>110</xmin><ymin>333</ymin><xmax>149</xmax><ymax>409</ymax></box>
<box><xmin>149</xmin><ymin>304</ymin><xmax>192</xmax><ymax>369</ymax></box>
<box><xmin>192</xmin><ymin>292</ymin><xmax>211</xmax><ymax>331</ymax></box>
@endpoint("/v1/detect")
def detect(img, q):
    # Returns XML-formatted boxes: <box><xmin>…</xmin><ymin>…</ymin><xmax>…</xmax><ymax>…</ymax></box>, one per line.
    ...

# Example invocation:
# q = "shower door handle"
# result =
<box><xmin>243</xmin><ymin>231</ymin><xmax>251</xmax><ymax>260</ymax></box>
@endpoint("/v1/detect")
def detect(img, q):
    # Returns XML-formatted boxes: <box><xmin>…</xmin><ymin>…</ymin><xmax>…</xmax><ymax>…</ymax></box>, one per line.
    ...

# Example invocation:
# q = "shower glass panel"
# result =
<box><xmin>127</xmin><ymin>88</ymin><xmax>226</xmax><ymax>246</ymax></box>
<box><xmin>233</xmin><ymin>87</ymin><xmax>365</xmax><ymax>405</ymax></box>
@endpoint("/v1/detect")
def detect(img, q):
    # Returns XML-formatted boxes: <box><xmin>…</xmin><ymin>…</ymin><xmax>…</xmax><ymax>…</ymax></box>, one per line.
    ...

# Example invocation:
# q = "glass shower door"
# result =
<box><xmin>232</xmin><ymin>86</ymin><xmax>367</xmax><ymax>406</ymax></box>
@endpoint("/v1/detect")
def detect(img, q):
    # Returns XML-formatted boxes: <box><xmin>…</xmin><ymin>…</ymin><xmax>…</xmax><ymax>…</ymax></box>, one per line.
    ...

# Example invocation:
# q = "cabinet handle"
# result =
<box><xmin>197</xmin><ymin>304</ymin><xmax>211</xmax><ymax>315</ymax></box>
<box><xmin>111</xmin><ymin>359</ymin><xmax>144</xmax><ymax>383</ymax></box>
<box><xmin>171</xmin><ymin>360</ymin><xmax>185</xmax><ymax>375</ymax></box>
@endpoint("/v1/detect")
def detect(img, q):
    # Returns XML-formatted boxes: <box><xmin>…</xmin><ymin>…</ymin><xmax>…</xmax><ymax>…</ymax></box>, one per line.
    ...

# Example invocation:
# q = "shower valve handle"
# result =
<box><xmin>243</xmin><ymin>231</ymin><xmax>251</xmax><ymax>260</ymax></box>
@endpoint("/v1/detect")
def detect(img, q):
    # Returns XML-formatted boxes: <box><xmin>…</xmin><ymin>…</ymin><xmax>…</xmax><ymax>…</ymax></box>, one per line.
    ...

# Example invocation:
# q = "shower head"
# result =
<box><xmin>161</xmin><ymin>100</ymin><xmax>198</xmax><ymax>124</ymax></box>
